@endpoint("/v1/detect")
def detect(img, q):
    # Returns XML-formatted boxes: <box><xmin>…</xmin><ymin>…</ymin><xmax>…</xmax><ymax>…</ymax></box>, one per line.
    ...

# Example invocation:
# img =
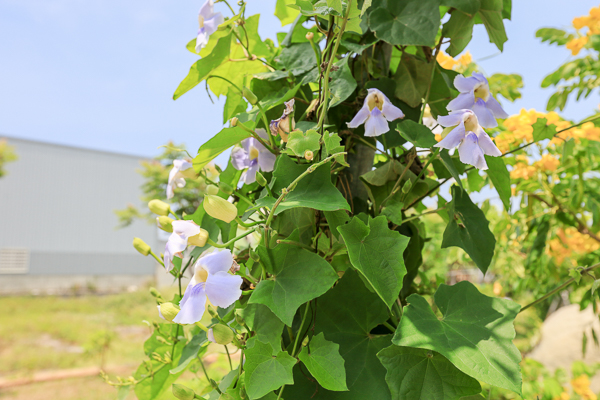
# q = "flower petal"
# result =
<box><xmin>204</xmin><ymin>13</ymin><xmax>224</xmax><ymax>35</ymax></box>
<box><xmin>454</xmin><ymin>75</ymin><xmax>481</xmax><ymax>92</ymax></box>
<box><xmin>172</xmin><ymin>220</ymin><xmax>201</xmax><ymax>238</ymax></box>
<box><xmin>382</xmin><ymin>101</ymin><xmax>405</xmax><ymax>121</ymax></box>
<box><xmin>347</xmin><ymin>105</ymin><xmax>370</xmax><ymax>128</ymax></box>
<box><xmin>244</xmin><ymin>163</ymin><xmax>259</xmax><ymax>184</ymax></box>
<box><xmin>205</xmin><ymin>271</ymin><xmax>243</xmax><ymax>308</ymax></box>
<box><xmin>164</xmin><ymin>233</ymin><xmax>187</xmax><ymax>271</ymax></box>
<box><xmin>199</xmin><ymin>0</ymin><xmax>215</xmax><ymax>19</ymax></box>
<box><xmin>173</xmin><ymin>283</ymin><xmax>207</xmax><ymax>324</ymax></box>
<box><xmin>437</xmin><ymin>110</ymin><xmax>466</xmax><ymax>127</ymax></box>
<box><xmin>485</xmin><ymin>95</ymin><xmax>509</xmax><ymax>119</ymax></box>
<box><xmin>364</xmin><ymin>108</ymin><xmax>389</xmax><ymax>137</ymax></box>
<box><xmin>255</xmin><ymin>128</ymin><xmax>269</xmax><ymax>141</ymax></box>
<box><xmin>434</xmin><ymin>121</ymin><xmax>466</xmax><ymax>150</ymax></box>
<box><xmin>173</xmin><ymin>159</ymin><xmax>192</xmax><ymax>171</ymax></box>
<box><xmin>231</xmin><ymin>147</ymin><xmax>249</xmax><ymax>170</ymax></box>
<box><xmin>477</xmin><ymin>129</ymin><xmax>502</xmax><ymax>157</ymax></box>
<box><xmin>258</xmin><ymin>150</ymin><xmax>276</xmax><ymax>172</ymax></box>
<box><xmin>195</xmin><ymin>30</ymin><xmax>209</xmax><ymax>52</ymax></box>
<box><xmin>197</xmin><ymin>249</ymin><xmax>234</xmax><ymax>275</ymax></box>
<box><xmin>472</xmin><ymin>98</ymin><xmax>497</xmax><ymax>128</ymax></box>
<box><xmin>447</xmin><ymin>92</ymin><xmax>475</xmax><ymax>111</ymax></box>
<box><xmin>459</xmin><ymin>132</ymin><xmax>488</xmax><ymax>170</ymax></box>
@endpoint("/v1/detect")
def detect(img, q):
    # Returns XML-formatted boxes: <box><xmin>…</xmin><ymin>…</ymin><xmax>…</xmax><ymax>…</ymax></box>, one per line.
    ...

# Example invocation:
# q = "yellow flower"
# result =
<box><xmin>571</xmin><ymin>375</ymin><xmax>597</xmax><ymax>400</ymax></box>
<box><xmin>434</xmin><ymin>134</ymin><xmax>442</xmax><ymax>142</ymax></box>
<box><xmin>566</xmin><ymin>36</ymin><xmax>588</xmax><ymax>56</ymax></box>
<box><xmin>548</xmin><ymin>229</ymin><xmax>600</xmax><ymax>265</ymax></box>
<box><xmin>573</xmin><ymin>16</ymin><xmax>591</xmax><ymax>30</ymax></box>
<box><xmin>534</xmin><ymin>154</ymin><xmax>560</xmax><ymax>172</ymax></box>
<box><xmin>436</xmin><ymin>51</ymin><xmax>472</xmax><ymax>72</ymax></box>
<box><xmin>510</xmin><ymin>162</ymin><xmax>537</xmax><ymax>180</ymax></box>
<box><xmin>457</xmin><ymin>51</ymin><xmax>472</xmax><ymax>68</ymax></box>
<box><xmin>437</xmin><ymin>51</ymin><xmax>458</xmax><ymax>70</ymax></box>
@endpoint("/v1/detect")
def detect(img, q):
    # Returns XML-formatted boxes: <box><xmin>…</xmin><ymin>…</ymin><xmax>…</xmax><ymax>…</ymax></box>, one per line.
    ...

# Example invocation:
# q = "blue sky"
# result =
<box><xmin>1</xmin><ymin>0</ymin><xmax>599</xmax><ymax>160</ymax></box>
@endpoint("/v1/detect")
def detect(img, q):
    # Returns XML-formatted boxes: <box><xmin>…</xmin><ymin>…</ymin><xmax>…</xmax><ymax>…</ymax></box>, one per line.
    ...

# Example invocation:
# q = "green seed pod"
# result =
<box><xmin>242</xmin><ymin>87</ymin><xmax>258</xmax><ymax>105</ymax></box>
<box><xmin>249</xmin><ymin>248</ymin><xmax>260</xmax><ymax>262</ymax></box>
<box><xmin>219</xmin><ymin>182</ymin><xmax>234</xmax><ymax>195</ymax></box>
<box><xmin>172</xmin><ymin>384</ymin><xmax>195</xmax><ymax>400</ymax></box>
<box><xmin>255</xmin><ymin>171</ymin><xmax>267</xmax><ymax>186</ymax></box>
<box><xmin>148</xmin><ymin>199</ymin><xmax>170</xmax><ymax>216</ymax></box>
<box><xmin>209</xmin><ymin>324</ymin><xmax>235</xmax><ymax>345</ymax></box>
<box><xmin>133</xmin><ymin>237</ymin><xmax>151</xmax><ymax>256</ymax></box>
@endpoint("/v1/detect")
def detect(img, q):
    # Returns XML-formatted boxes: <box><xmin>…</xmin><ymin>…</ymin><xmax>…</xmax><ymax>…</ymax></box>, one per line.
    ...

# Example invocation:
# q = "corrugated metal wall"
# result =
<box><xmin>0</xmin><ymin>137</ymin><xmax>162</xmax><ymax>279</ymax></box>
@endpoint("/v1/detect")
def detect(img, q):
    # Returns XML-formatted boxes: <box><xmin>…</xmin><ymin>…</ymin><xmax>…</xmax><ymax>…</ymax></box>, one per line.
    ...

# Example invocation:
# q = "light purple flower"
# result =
<box><xmin>163</xmin><ymin>220</ymin><xmax>201</xmax><ymax>272</ymax></box>
<box><xmin>347</xmin><ymin>88</ymin><xmax>405</xmax><ymax>137</ymax></box>
<box><xmin>167</xmin><ymin>159</ymin><xmax>193</xmax><ymax>200</ymax></box>
<box><xmin>195</xmin><ymin>0</ymin><xmax>224</xmax><ymax>52</ymax></box>
<box><xmin>173</xmin><ymin>249</ymin><xmax>243</xmax><ymax>324</ymax></box>
<box><xmin>434</xmin><ymin>109</ymin><xmax>502</xmax><ymax>170</ymax></box>
<box><xmin>231</xmin><ymin>128</ymin><xmax>276</xmax><ymax>184</ymax></box>
<box><xmin>447</xmin><ymin>72</ymin><xmax>509</xmax><ymax>128</ymax></box>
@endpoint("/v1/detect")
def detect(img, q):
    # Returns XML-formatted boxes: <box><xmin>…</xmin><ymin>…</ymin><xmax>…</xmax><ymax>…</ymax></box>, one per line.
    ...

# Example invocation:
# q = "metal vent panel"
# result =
<box><xmin>0</xmin><ymin>248</ymin><xmax>30</xmax><ymax>274</ymax></box>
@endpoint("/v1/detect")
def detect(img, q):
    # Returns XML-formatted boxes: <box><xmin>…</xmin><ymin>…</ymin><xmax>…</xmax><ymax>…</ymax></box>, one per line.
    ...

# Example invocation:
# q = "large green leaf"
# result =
<box><xmin>173</xmin><ymin>33</ymin><xmax>232</xmax><ymax>100</ymax></box>
<box><xmin>439</xmin><ymin>150</ymin><xmax>464</xmax><ymax>189</ymax></box>
<box><xmin>283</xmin><ymin>129</ymin><xmax>321</xmax><ymax>157</ymax></box>
<box><xmin>368</xmin><ymin>0</ymin><xmax>441</xmax><ymax>46</ymax></box>
<box><xmin>255</xmin><ymin>156</ymin><xmax>350</xmax><ymax>215</ymax></box>
<box><xmin>393</xmin><ymin>53</ymin><xmax>433</xmax><ymax>108</ymax></box>
<box><xmin>329</xmin><ymin>57</ymin><xmax>357</xmax><ymax>108</ymax></box>
<box><xmin>285</xmin><ymin>270</ymin><xmax>392</xmax><ymax>400</ymax></box>
<box><xmin>223</xmin><ymin>87</ymin><xmax>248</xmax><ymax>124</ymax></box>
<box><xmin>275</xmin><ymin>0</ymin><xmax>301</xmax><ymax>25</ymax></box>
<box><xmin>477</xmin><ymin>0</ymin><xmax>507</xmax><ymax>51</ymax></box>
<box><xmin>337</xmin><ymin>216</ymin><xmax>410</xmax><ymax>308</ymax></box>
<box><xmin>531</xmin><ymin>118</ymin><xmax>557</xmax><ymax>141</ymax></box>
<box><xmin>170</xmin><ymin>330</ymin><xmax>208</xmax><ymax>374</ymax></box>
<box><xmin>442</xmin><ymin>186</ymin><xmax>495</xmax><ymax>274</ymax></box>
<box><xmin>377</xmin><ymin>346</ymin><xmax>482</xmax><ymax>400</ymax></box>
<box><xmin>442</xmin><ymin>10</ymin><xmax>475</xmax><ymax>57</ymax></box>
<box><xmin>192</xmin><ymin>122</ymin><xmax>253</xmax><ymax>172</ymax></box>
<box><xmin>298</xmin><ymin>332</ymin><xmax>348</xmax><ymax>391</ymax></box>
<box><xmin>485</xmin><ymin>156</ymin><xmax>511</xmax><ymax>212</ymax></box>
<box><xmin>244</xmin><ymin>339</ymin><xmax>296</xmax><ymax>399</ymax></box>
<box><xmin>397</xmin><ymin>120</ymin><xmax>437</xmax><ymax>148</ymax></box>
<box><xmin>250</xmin><ymin>241</ymin><xmax>339</xmax><ymax>325</ymax></box>
<box><xmin>238</xmin><ymin>303</ymin><xmax>284</xmax><ymax>354</ymax></box>
<box><xmin>440</xmin><ymin>0</ymin><xmax>481</xmax><ymax>15</ymax></box>
<box><xmin>279</xmin><ymin>42</ymin><xmax>317</xmax><ymax>76</ymax></box>
<box><xmin>393</xmin><ymin>281</ymin><xmax>522</xmax><ymax>394</ymax></box>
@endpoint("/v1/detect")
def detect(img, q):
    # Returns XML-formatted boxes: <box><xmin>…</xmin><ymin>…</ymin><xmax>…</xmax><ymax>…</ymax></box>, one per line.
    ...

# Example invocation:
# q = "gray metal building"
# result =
<box><xmin>0</xmin><ymin>136</ymin><xmax>164</xmax><ymax>295</ymax></box>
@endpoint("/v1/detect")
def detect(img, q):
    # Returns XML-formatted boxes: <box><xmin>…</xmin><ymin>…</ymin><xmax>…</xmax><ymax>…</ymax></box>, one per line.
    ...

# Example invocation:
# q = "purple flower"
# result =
<box><xmin>231</xmin><ymin>128</ymin><xmax>276</xmax><ymax>184</ymax></box>
<box><xmin>195</xmin><ymin>0</ymin><xmax>224</xmax><ymax>52</ymax></box>
<box><xmin>434</xmin><ymin>109</ymin><xmax>502</xmax><ymax>170</ymax></box>
<box><xmin>167</xmin><ymin>159</ymin><xmax>193</xmax><ymax>200</ymax></box>
<box><xmin>173</xmin><ymin>249</ymin><xmax>243</xmax><ymax>324</ymax></box>
<box><xmin>447</xmin><ymin>72</ymin><xmax>509</xmax><ymax>128</ymax></box>
<box><xmin>347</xmin><ymin>88</ymin><xmax>405</xmax><ymax>137</ymax></box>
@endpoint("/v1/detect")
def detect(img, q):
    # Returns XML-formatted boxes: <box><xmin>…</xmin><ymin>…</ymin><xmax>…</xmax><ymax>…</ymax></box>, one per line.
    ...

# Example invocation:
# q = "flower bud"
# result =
<box><xmin>208</xmin><ymin>324</ymin><xmax>234</xmax><ymax>345</ymax></box>
<box><xmin>219</xmin><ymin>182</ymin><xmax>234</xmax><ymax>195</ymax></box>
<box><xmin>305</xmin><ymin>32</ymin><xmax>314</xmax><ymax>41</ymax></box>
<box><xmin>149</xmin><ymin>287</ymin><xmax>164</xmax><ymax>301</ymax></box>
<box><xmin>255</xmin><ymin>171</ymin><xmax>267</xmax><ymax>186</ymax></box>
<box><xmin>204</xmin><ymin>195</ymin><xmax>237</xmax><ymax>223</ymax></box>
<box><xmin>188</xmin><ymin>228</ymin><xmax>209</xmax><ymax>247</ymax></box>
<box><xmin>133</xmin><ymin>237</ymin><xmax>151</xmax><ymax>256</ymax></box>
<box><xmin>304</xmin><ymin>150</ymin><xmax>314</xmax><ymax>161</ymax></box>
<box><xmin>172</xmin><ymin>384</ymin><xmax>195</xmax><ymax>400</ymax></box>
<box><xmin>148</xmin><ymin>199</ymin><xmax>170</xmax><ymax>216</ymax></box>
<box><xmin>158</xmin><ymin>302</ymin><xmax>180</xmax><ymax>322</ymax></box>
<box><xmin>249</xmin><ymin>248</ymin><xmax>260</xmax><ymax>262</ymax></box>
<box><xmin>242</xmin><ymin>87</ymin><xmax>258</xmax><ymax>105</ymax></box>
<box><xmin>206</xmin><ymin>184</ymin><xmax>219</xmax><ymax>196</ymax></box>
<box><xmin>157</xmin><ymin>216</ymin><xmax>174</xmax><ymax>232</ymax></box>
<box><xmin>230</xmin><ymin>117</ymin><xmax>238</xmax><ymax>127</ymax></box>
<box><xmin>207</xmin><ymin>305</ymin><xmax>219</xmax><ymax>319</ymax></box>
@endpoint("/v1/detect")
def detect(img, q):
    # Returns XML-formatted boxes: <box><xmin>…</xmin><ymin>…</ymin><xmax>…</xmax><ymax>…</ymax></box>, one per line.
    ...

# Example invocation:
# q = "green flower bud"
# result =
<box><xmin>304</xmin><ymin>150</ymin><xmax>314</xmax><ymax>161</ymax></box>
<box><xmin>305</xmin><ymin>32</ymin><xmax>314</xmax><ymax>41</ymax></box>
<box><xmin>148</xmin><ymin>199</ymin><xmax>170</xmax><ymax>216</ymax></box>
<box><xmin>255</xmin><ymin>171</ymin><xmax>267</xmax><ymax>186</ymax></box>
<box><xmin>203</xmin><ymin>195</ymin><xmax>238</xmax><ymax>223</ymax></box>
<box><xmin>206</xmin><ymin>184</ymin><xmax>219</xmax><ymax>196</ymax></box>
<box><xmin>242</xmin><ymin>87</ymin><xmax>258</xmax><ymax>105</ymax></box>
<box><xmin>208</xmin><ymin>324</ymin><xmax>235</xmax><ymax>345</ymax></box>
<box><xmin>159</xmin><ymin>302</ymin><xmax>180</xmax><ymax>322</ymax></box>
<box><xmin>230</xmin><ymin>117</ymin><xmax>238</xmax><ymax>127</ymax></box>
<box><xmin>149</xmin><ymin>287</ymin><xmax>164</xmax><ymax>301</ymax></box>
<box><xmin>133</xmin><ymin>237</ymin><xmax>151</xmax><ymax>256</ymax></box>
<box><xmin>219</xmin><ymin>182</ymin><xmax>234</xmax><ymax>195</ymax></box>
<box><xmin>157</xmin><ymin>216</ymin><xmax>174</xmax><ymax>233</ymax></box>
<box><xmin>172</xmin><ymin>384</ymin><xmax>195</xmax><ymax>400</ymax></box>
<box><xmin>207</xmin><ymin>305</ymin><xmax>219</xmax><ymax>319</ymax></box>
<box><xmin>249</xmin><ymin>248</ymin><xmax>260</xmax><ymax>262</ymax></box>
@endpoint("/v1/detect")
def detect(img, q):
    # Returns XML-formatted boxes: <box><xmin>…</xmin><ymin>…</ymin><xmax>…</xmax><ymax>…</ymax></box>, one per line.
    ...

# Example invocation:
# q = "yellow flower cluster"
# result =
<box><xmin>437</xmin><ymin>51</ymin><xmax>472</xmax><ymax>72</ymax></box>
<box><xmin>548</xmin><ymin>228</ymin><xmax>600</xmax><ymax>265</ymax></box>
<box><xmin>571</xmin><ymin>375</ymin><xmax>598</xmax><ymax>400</ymax></box>
<box><xmin>567</xmin><ymin>7</ymin><xmax>600</xmax><ymax>55</ymax></box>
<box><xmin>550</xmin><ymin>121</ymin><xmax>600</xmax><ymax>145</ymax></box>
<box><xmin>534</xmin><ymin>154</ymin><xmax>560</xmax><ymax>172</ymax></box>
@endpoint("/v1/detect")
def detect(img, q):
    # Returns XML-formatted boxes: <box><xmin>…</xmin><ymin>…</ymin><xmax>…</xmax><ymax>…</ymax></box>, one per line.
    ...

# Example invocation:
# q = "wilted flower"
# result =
<box><xmin>173</xmin><ymin>249</ymin><xmax>243</xmax><ymax>324</ymax></box>
<box><xmin>447</xmin><ymin>72</ymin><xmax>508</xmax><ymax>128</ymax></box>
<box><xmin>270</xmin><ymin>99</ymin><xmax>295</xmax><ymax>141</ymax></box>
<box><xmin>347</xmin><ymin>88</ymin><xmax>405</xmax><ymax>137</ymax></box>
<box><xmin>195</xmin><ymin>0</ymin><xmax>224</xmax><ymax>52</ymax></box>
<box><xmin>167</xmin><ymin>159</ymin><xmax>193</xmax><ymax>200</ymax></box>
<box><xmin>231</xmin><ymin>128</ymin><xmax>276</xmax><ymax>184</ymax></box>
<box><xmin>434</xmin><ymin>109</ymin><xmax>502</xmax><ymax>170</ymax></box>
<box><xmin>164</xmin><ymin>220</ymin><xmax>208</xmax><ymax>271</ymax></box>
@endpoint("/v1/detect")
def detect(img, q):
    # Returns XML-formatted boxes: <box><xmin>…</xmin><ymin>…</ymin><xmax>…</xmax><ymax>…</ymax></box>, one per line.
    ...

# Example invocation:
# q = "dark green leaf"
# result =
<box><xmin>378</xmin><ymin>346</ymin><xmax>482</xmax><ymax>400</ymax></box>
<box><xmin>485</xmin><ymin>156</ymin><xmax>511</xmax><ymax>212</ymax></box>
<box><xmin>394</xmin><ymin>281</ymin><xmax>522</xmax><ymax>394</ymax></box>
<box><xmin>525</xmin><ymin>215</ymin><xmax>551</xmax><ymax>268</ymax></box>
<box><xmin>477</xmin><ymin>0</ymin><xmax>507</xmax><ymax>51</ymax></box>
<box><xmin>192</xmin><ymin>123</ymin><xmax>253</xmax><ymax>171</ymax></box>
<box><xmin>170</xmin><ymin>331</ymin><xmax>208</xmax><ymax>374</ymax></box>
<box><xmin>368</xmin><ymin>0</ymin><xmax>441</xmax><ymax>46</ymax></box>
<box><xmin>440</xmin><ymin>0</ymin><xmax>481</xmax><ymax>15</ymax></box>
<box><xmin>250</xmin><ymin>242</ymin><xmax>338</xmax><ymax>325</ymax></box>
<box><xmin>397</xmin><ymin>120</ymin><xmax>437</xmax><ymax>148</ymax></box>
<box><xmin>439</xmin><ymin>150</ymin><xmax>464</xmax><ymax>189</ymax></box>
<box><xmin>279</xmin><ymin>42</ymin><xmax>317</xmax><ymax>76</ymax></box>
<box><xmin>238</xmin><ymin>303</ymin><xmax>284</xmax><ymax>354</ymax></box>
<box><xmin>442</xmin><ymin>10</ymin><xmax>475</xmax><ymax>57</ymax></box>
<box><xmin>393</xmin><ymin>53</ymin><xmax>434</xmax><ymax>107</ymax></box>
<box><xmin>329</xmin><ymin>57</ymin><xmax>357</xmax><ymax>108</ymax></box>
<box><xmin>338</xmin><ymin>216</ymin><xmax>410</xmax><ymax>308</ymax></box>
<box><xmin>466</xmin><ymin>169</ymin><xmax>485</xmax><ymax>192</ymax></box>
<box><xmin>244</xmin><ymin>339</ymin><xmax>296</xmax><ymax>399</ymax></box>
<box><xmin>298</xmin><ymin>332</ymin><xmax>348</xmax><ymax>391</ymax></box>
<box><xmin>442</xmin><ymin>185</ymin><xmax>495</xmax><ymax>274</ymax></box>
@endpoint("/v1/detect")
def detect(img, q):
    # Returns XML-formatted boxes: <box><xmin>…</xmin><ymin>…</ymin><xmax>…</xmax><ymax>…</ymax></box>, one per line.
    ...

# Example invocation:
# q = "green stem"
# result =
<box><xmin>235</xmin><ymin>217</ymin><xmax>264</xmax><ymax>228</ymax></box>
<box><xmin>419</xmin><ymin>37</ymin><xmax>444</xmax><ymax>124</ymax></box>
<box><xmin>382</xmin><ymin>321</ymin><xmax>396</xmax><ymax>332</ymax></box>
<box><xmin>225</xmin><ymin>346</ymin><xmax>233</xmax><ymax>370</ymax></box>
<box><xmin>207</xmin><ymin>228</ymin><xmax>257</xmax><ymax>248</ymax></box>
<box><xmin>400</xmin><ymin>147</ymin><xmax>440</xmax><ymax>203</ymax></box>
<box><xmin>520</xmin><ymin>262</ymin><xmax>600</xmax><ymax>312</ymax></box>
<box><xmin>256</xmin><ymin>103</ymin><xmax>277</xmax><ymax>149</ymax></box>
<box><xmin>237</xmin><ymin>349</ymin><xmax>244</xmax><ymax>379</ymax></box>
<box><xmin>401</xmin><ymin>206</ymin><xmax>446</xmax><ymax>224</ymax></box>
<box><xmin>199</xmin><ymin>357</ymin><xmax>221</xmax><ymax>394</ymax></box>
<box><xmin>235</xmin><ymin>121</ymin><xmax>277</xmax><ymax>155</ymax></box>
<box><xmin>207</xmin><ymin>75</ymin><xmax>243</xmax><ymax>95</ymax></box>
<box><xmin>292</xmin><ymin>302</ymin><xmax>311</xmax><ymax>356</ymax></box>
<box><xmin>149</xmin><ymin>251</ymin><xmax>165</xmax><ymax>267</ymax></box>
<box><xmin>379</xmin><ymin>154</ymin><xmax>416</xmax><ymax>212</ymax></box>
